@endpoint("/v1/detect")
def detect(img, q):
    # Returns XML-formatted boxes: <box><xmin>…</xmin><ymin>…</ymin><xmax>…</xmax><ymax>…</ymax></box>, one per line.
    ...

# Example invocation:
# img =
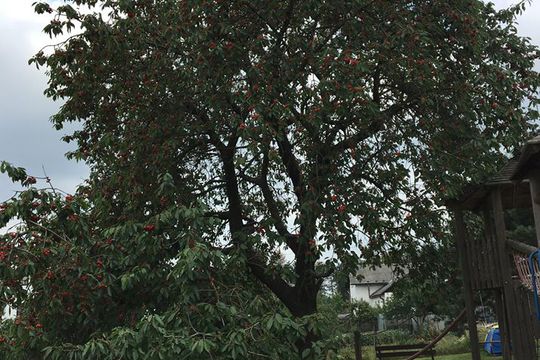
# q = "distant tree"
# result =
<box><xmin>383</xmin><ymin>239</ymin><xmax>463</xmax><ymax>334</ymax></box>
<box><xmin>505</xmin><ymin>208</ymin><xmax>536</xmax><ymax>246</ymax></box>
<box><xmin>0</xmin><ymin>0</ymin><xmax>538</xmax><ymax>358</ymax></box>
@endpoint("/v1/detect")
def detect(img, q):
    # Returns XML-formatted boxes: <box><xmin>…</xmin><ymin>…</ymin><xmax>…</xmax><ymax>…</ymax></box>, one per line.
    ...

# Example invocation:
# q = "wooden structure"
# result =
<box><xmin>447</xmin><ymin>136</ymin><xmax>540</xmax><ymax>359</ymax></box>
<box><xmin>375</xmin><ymin>343</ymin><xmax>435</xmax><ymax>359</ymax></box>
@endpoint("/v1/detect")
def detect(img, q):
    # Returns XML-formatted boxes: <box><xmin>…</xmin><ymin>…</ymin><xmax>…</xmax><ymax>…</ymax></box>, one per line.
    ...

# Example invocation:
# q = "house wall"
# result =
<box><xmin>350</xmin><ymin>284</ymin><xmax>388</xmax><ymax>307</ymax></box>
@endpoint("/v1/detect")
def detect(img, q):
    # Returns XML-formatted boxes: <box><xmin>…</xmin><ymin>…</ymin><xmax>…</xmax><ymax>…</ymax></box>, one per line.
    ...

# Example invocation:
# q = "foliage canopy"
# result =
<box><xmin>0</xmin><ymin>0</ymin><xmax>539</xmax><ymax>358</ymax></box>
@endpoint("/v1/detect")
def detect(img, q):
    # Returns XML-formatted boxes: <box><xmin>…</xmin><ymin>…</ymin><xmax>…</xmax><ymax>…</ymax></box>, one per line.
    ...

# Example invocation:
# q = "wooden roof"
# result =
<box><xmin>512</xmin><ymin>135</ymin><xmax>540</xmax><ymax>180</ymax></box>
<box><xmin>447</xmin><ymin>136</ymin><xmax>540</xmax><ymax>211</ymax></box>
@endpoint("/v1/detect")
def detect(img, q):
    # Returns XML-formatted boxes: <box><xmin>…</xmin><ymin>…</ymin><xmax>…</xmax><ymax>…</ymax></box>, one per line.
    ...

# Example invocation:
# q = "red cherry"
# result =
<box><xmin>42</xmin><ymin>248</ymin><xmax>51</xmax><ymax>257</ymax></box>
<box><xmin>159</xmin><ymin>196</ymin><xmax>168</xmax><ymax>206</ymax></box>
<box><xmin>35</xmin><ymin>323</ymin><xmax>43</xmax><ymax>329</ymax></box>
<box><xmin>65</xmin><ymin>195</ymin><xmax>74</xmax><ymax>202</ymax></box>
<box><xmin>239</xmin><ymin>122</ymin><xmax>247</xmax><ymax>130</ymax></box>
<box><xmin>26</xmin><ymin>176</ymin><xmax>37</xmax><ymax>185</ymax></box>
<box><xmin>337</xmin><ymin>204</ymin><xmax>347</xmax><ymax>213</ymax></box>
<box><xmin>209</xmin><ymin>41</ymin><xmax>217</xmax><ymax>49</ymax></box>
<box><xmin>143</xmin><ymin>224</ymin><xmax>156</xmax><ymax>232</ymax></box>
<box><xmin>331</xmin><ymin>194</ymin><xmax>338</xmax><ymax>201</ymax></box>
<box><xmin>491</xmin><ymin>102</ymin><xmax>498</xmax><ymax>109</ymax></box>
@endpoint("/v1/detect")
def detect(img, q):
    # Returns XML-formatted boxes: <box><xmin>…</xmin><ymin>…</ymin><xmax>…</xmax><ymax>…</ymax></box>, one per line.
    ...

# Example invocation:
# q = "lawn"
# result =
<box><xmin>340</xmin><ymin>345</ymin><xmax>502</xmax><ymax>360</ymax></box>
<box><xmin>391</xmin><ymin>352</ymin><xmax>502</xmax><ymax>360</ymax></box>
<box><xmin>341</xmin><ymin>348</ymin><xmax>502</xmax><ymax>360</ymax></box>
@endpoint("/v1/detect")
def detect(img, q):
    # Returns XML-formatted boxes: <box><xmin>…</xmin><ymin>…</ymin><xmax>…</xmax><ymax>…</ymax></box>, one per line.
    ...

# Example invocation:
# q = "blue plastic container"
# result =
<box><xmin>484</xmin><ymin>328</ymin><xmax>502</xmax><ymax>355</ymax></box>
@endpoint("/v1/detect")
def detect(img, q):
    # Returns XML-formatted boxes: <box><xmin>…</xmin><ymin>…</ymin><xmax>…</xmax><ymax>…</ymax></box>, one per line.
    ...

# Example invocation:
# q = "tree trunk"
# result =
<box><xmin>290</xmin><ymin>286</ymin><xmax>319</xmax><ymax>358</ymax></box>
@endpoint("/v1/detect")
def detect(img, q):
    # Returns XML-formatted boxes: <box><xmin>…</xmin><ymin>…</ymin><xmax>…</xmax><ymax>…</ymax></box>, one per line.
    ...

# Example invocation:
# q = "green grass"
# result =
<box><xmin>420</xmin><ymin>353</ymin><xmax>502</xmax><ymax>359</ymax></box>
<box><xmin>339</xmin><ymin>346</ymin><xmax>502</xmax><ymax>360</ymax></box>
<box><xmin>337</xmin><ymin>326</ymin><xmax>503</xmax><ymax>360</ymax></box>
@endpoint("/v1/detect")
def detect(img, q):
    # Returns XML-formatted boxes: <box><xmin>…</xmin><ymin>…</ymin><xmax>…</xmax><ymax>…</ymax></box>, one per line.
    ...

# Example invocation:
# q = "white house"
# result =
<box><xmin>349</xmin><ymin>265</ymin><xmax>397</xmax><ymax>307</ymax></box>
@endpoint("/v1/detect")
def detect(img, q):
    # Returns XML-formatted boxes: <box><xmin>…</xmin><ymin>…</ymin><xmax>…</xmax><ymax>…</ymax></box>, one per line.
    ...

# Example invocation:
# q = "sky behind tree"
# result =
<box><xmin>0</xmin><ymin>0</ymin><xmax>538</xmax><ymax>204</ymax></box>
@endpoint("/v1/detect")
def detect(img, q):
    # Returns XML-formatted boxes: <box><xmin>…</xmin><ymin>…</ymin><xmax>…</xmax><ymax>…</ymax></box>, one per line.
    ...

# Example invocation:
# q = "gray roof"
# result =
<box><xmin>350</xmin><ymin>265</ymin><xmax>396</xmax><ymax>285</ymax></box>
<box><xmin>370</xmin><ymin>281</ymin><xmax>395</xmax><ymax>298</ymax></box>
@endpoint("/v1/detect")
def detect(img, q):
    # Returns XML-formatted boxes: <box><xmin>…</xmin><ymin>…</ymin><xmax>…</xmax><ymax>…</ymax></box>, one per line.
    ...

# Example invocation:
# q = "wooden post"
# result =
<box><xmin>483</xmin><ymin>208</ymin><xmax>512</xmax><ymax>360</ymax></box>
<box><xmin>493</xmin><ymin>289</ymin><xmax>512</xmax><ymax>360</ymax></box>
<box><xmin>529</xmin><ymin>168</ymin><xmax>540</xmax><ymax>247</ymax></box>
<box><xmin>490</xmin><ymin>188</ymin><xmax>524</xmax><ymax>358</ymax></box>
<box><xmin>453</xmin><ymin>208</ymin><xmax>481</xmax><ymax>360</ymax></box>
<box><xmin>353</xmin><ymin>329</ymin><xmax>362</xmax><ymax>360</ymax></box>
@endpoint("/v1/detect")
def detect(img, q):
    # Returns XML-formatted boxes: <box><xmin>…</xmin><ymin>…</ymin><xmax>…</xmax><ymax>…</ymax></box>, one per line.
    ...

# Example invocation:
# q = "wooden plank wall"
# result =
<box><xmin>508</xmin><ymin>282</ymin><xmax>538</xmax><ymax>358</ymax></box>
<box><xmin>464</xmin><ymin>210</ymin><xmax>502</xmax><ymax>291</ymax></box>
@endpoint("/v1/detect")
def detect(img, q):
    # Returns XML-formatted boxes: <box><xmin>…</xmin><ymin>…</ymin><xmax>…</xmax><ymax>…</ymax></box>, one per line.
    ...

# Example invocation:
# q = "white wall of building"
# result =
<box><xmin>350</xmin><ymin>284</ymin><xmax>390</xmax><ymax>307</ymax></box>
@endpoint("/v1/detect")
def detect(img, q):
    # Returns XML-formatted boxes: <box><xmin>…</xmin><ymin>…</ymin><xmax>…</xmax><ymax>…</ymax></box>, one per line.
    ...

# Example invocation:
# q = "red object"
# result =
<box><xmin>144</xmin><ymin>224</ymin><xmax>156</xmax><ymax>232</ymax></box>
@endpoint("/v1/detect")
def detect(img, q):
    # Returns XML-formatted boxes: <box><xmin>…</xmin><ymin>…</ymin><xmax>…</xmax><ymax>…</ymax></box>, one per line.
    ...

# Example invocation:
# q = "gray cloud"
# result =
<box><xmin>0</xmin><ymin>0</ymin><xmax>88</xmax><ymax>201</ymax></box>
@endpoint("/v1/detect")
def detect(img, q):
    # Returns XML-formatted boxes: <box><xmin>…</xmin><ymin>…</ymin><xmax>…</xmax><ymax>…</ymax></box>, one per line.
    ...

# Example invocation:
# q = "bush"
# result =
<box><xmin>361</xmin><ymin>329</ymin><xmax>416</xmax><ymax>346</ymax></box>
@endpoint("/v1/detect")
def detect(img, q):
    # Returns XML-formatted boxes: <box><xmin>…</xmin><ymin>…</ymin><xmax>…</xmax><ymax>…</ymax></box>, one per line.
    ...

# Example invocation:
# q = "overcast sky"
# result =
<box><xmin>0</xmin><ymin>0</ymin><xmax>539</xmax><ymax>204</ymax></box>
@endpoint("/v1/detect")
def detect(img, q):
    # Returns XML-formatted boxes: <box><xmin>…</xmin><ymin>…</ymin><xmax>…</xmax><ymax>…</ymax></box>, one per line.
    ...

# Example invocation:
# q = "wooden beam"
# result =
<box><xmin>506</xmin><ymin>238</ymin><xmax>537</xmax><ymax>255</ymax></box>
<box><xmin>453</xmin><ymin>209</ymin><xmax>481</xmax><ymax>360</ymax></box>
<box><xmin>529</xmin><ymin>168</ymin><xmax>540</xmax><ymax>247</ymax></box>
